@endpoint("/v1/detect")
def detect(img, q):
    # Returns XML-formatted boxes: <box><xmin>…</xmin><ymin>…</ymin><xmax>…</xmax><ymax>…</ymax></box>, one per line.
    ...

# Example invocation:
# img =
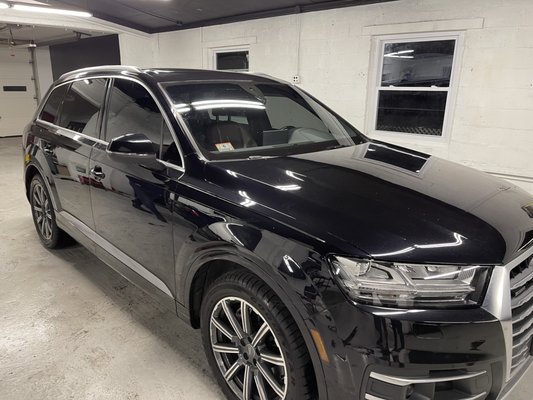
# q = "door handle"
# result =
<box><xmin>91</xmin><ymin>166</ymin><xmax>105</xmax><ymax>179</ymax></box>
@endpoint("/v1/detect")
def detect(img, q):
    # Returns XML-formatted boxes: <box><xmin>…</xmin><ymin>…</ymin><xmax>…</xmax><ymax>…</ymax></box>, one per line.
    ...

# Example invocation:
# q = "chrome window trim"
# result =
<box><xmin>37</xmin><ymin>118</ymin><xmax>108</xmax><ymax>146</ymax></box>
<box><xmin>482</xmin><ymin>244</ymin><xmax>533</xmax><ymax>382</ymax></box>
<box><xmin>35</xmin><ymin>74</ymin><xmax>186</xmax><ymax>173</ymax></box>
<box><xmin>58</xmin><ymin>211</ymin><xmax>174</xmax><ymax>298</ymax></box>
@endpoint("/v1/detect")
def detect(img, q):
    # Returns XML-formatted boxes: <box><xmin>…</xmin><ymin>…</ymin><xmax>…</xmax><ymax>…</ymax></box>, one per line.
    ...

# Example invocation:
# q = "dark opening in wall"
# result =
<box><xmin>3</xmin><ymin>86</ymin><xmax>27</xmax><ymax>92</ymax></box>
<box><xmin>49</xmin><ymin>34</ymin><xmax>121</xmax><ymax>80</ymax></box>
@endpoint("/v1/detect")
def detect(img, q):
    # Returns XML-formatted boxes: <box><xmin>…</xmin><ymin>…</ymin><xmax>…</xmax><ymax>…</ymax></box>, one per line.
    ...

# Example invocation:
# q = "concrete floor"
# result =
<box><xmin>0</xmin><ymin>136</ymin><xmax>223</xmax><ymax>399</ymax></box>
<box><xmin>0</xmin><ymin>136</ymin><xmax>531</xmax><ymax>400</ymax></box>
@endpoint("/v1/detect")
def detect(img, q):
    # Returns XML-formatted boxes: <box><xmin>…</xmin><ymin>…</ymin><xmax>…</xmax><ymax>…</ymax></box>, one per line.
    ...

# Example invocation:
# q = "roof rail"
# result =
<box><xmin>59</xmin><ymin>65</ymin><xmax>142</xmax><ymax>80</ymax></box>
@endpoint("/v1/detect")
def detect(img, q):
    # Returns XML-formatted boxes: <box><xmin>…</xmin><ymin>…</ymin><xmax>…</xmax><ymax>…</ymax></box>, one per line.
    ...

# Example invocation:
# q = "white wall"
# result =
<box><xmin>119</xmin><ymin>34</ymin><xmax>156</xmax><ymax>67</ymax></box>
<box><xmin>148</xmin><ymin>0</ymin><xmax>533</xmax><ymax>193</ymax></box>
<box><xmin>34</xmin><ymin>46</ymin><xmax>53</xmax><ymax>99</ymax></box>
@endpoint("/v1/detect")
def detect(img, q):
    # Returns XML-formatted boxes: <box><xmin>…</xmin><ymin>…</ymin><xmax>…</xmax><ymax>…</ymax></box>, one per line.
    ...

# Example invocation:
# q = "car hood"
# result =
<box><xmin>202</xmin><ymin>141</ymin><xmax>533</xmax><ymax>265</ymax></box>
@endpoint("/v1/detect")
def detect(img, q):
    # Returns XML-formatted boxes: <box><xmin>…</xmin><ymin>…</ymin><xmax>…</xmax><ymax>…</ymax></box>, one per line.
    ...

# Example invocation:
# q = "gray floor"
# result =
<box><xmin>0</xmin><ymin>136</ymin><xmax>531</xmax><ymax>400</ymax></box>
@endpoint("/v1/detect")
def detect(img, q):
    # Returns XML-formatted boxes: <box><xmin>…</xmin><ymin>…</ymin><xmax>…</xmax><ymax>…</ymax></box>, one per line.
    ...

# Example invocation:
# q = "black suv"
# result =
<box><xmin>23</xmin><ymin>66</ymin><xmax>533</xmax><ymax>400</ymax></box>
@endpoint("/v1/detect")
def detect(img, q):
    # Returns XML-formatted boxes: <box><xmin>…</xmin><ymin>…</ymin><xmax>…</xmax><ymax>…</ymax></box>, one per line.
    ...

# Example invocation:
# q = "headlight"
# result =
<box><xmin>330</xmin><ymin>256</ymin><xmax>491</xmax><ymax>308</ymax></box>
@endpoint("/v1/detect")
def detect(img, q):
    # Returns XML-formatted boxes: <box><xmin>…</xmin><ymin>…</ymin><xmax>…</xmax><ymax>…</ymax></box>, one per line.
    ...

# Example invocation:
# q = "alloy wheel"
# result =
<box><xmin>32</xmin><ymin>181</ymin><xmax>53</xmax><ymax>240</ymax></box>
<box><xmin>209</xmin><ymin>296</ymin><xmax>288</xmax><ymax>400</ymax></box>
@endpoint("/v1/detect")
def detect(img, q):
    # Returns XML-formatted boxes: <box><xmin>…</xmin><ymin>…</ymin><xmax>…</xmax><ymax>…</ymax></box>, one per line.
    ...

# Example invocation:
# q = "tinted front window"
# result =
<box><xmin>40</xmin><ymin>85</ymin><xmax>68</xmax><ymax>124</ymax></box>
<box><xmin>105</xmin><ymin>79</ymin><xmax>179</xmax><ymax>164</ymax></box>
<box><xmin>163</xmin><ymin>81</ymin><xmax>365</xmax><ymax>160</ymax></box>
<box><xmin>58</xmin><ymin>79</ymin><xmax>108</xmax><ymax>137</ymax></box>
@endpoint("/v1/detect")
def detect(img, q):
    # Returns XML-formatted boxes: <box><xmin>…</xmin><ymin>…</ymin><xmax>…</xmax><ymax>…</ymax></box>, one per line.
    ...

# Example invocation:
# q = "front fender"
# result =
<box><xmin>181</xmin><ymin>240</ymin><xmax>333</xmax><ymax>400</ymax></box>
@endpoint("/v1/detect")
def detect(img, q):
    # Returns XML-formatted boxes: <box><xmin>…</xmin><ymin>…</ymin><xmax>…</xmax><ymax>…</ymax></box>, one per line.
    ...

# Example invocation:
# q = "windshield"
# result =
<box><xmin>162</xmin><ymin>80</ymin><xmax>366</xmax><ymax>160</ymax></box>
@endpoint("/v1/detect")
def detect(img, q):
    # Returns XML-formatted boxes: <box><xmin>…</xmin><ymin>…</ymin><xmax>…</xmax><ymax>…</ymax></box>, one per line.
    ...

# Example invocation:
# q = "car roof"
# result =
<box><xmin>58</xmin><ymin>65</ymin><xmax>281</xmax><ymax>85</ymax></box>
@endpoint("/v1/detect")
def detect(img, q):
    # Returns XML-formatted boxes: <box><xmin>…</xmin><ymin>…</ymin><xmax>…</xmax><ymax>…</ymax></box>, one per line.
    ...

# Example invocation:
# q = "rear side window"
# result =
<box><xmin>40</xmin><ymin>85</ymin><xmax>68</xmax><ymax>124</ymax></box>
<box><xmin>58</xmin><ymin>79</ymin><xmax>108</xmax><ymax>137</ymax></box>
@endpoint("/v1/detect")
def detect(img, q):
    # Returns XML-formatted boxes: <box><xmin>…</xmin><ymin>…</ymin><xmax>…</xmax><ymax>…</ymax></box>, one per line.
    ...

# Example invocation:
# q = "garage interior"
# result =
<box><xmin>1</xmin><ymin>0</ymin><xmax>532</xmax><ymax>399</ymax></box>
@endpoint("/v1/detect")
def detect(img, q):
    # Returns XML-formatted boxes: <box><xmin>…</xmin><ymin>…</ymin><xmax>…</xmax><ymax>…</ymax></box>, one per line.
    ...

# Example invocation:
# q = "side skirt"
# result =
<box><xmin>56</xmin><ymin>211</ymin><xmax>177</xmax><ymax>312</ymax></box>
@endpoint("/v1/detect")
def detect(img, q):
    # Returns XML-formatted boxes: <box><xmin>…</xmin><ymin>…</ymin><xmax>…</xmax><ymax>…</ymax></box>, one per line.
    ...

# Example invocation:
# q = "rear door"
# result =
<box><xmin>89</xmin><ymin>77</ymin><xmax>182</xmax><ymax>297</ymax></box>
<box><xmin>36</xmin><ymin>78</ymin><xmax>108</xmax><ymax>229</ymax></box>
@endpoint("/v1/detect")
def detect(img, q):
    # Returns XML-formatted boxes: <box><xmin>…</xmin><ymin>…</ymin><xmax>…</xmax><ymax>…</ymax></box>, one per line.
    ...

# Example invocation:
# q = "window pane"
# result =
<box><xmin>58</xmin><ymin>79</ymin><xmax>107</xmax><ymax>136</ymax></box>
<box><xmin>381</xmin><ymin>40</ymin><xmax>455</xmax><ymax>87</ymax></box>
<box><xmin>40</xmin><ymin>85</ymin><xmax>68</xmax><ymax>124</ymax></box>
<box><xmin>376</xmin><ymin>90</ymin><xmax>447</xmax><ymax>136</ymax></box>
<box><xmin>216</xmin><ymin>51</ymin><xmax>249</xmax><ymax>71</ymax></box>
<box><xmin>105</xmin><ymin>79</ymin><xmax>179</xmax><ymax>163</ymax></box>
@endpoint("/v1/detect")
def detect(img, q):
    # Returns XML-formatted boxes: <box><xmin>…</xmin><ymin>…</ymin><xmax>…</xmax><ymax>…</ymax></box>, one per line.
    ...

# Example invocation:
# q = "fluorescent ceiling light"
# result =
<box><xmin>384</xmin><ymin>49</ymin><xmax>415</xmax><ymax>58</ymax></box>
<box><xmin>194</xmin><ymin>103</ymin><xmax>265</xmax><ymax>111</ymax></box>
<box><xmin>191</xmin><ymin>99</ymin><xmax>264</xmax><ymax>106</ymax></box>
<box><xmin>12</xmin><ymin>4</ymin><xmax>92</xmax><ymax>17</ymax></box>
<box><xmin>0</xmin><ymin>2</ymin><xmax>8</xmax><ymax>9</ymax></box>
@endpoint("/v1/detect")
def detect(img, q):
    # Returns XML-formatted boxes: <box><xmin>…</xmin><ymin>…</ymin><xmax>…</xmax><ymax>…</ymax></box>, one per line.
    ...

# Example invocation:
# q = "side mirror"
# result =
<box><xmin>107</xmin><ymin>133</ymin><xmax>157</xmax><ymax>162</ymax></box>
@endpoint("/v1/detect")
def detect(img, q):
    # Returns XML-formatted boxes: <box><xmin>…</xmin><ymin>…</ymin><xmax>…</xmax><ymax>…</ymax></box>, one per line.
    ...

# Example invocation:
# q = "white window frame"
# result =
<box><xmin>211</xmin><ymin>46</ymin><xmax>250</xmax><ymax>72</ymax></box>
<box><xmin>366</xmin><ymin>31</ymin><xmax>464</xmax><ymax>143</ymax></box>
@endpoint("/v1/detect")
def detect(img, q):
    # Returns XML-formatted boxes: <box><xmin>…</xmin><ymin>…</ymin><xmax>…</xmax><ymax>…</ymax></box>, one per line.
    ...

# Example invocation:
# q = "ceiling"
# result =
<box><xmin>38</xmin><ymin>0</ymin><xmax>396</xmax><ymax>33</ymax></box>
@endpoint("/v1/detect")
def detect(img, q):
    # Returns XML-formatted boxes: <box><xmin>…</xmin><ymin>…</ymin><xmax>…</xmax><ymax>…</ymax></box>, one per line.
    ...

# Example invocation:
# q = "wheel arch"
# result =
<box><xmin>184</xmin><ymin>248</ymin><xmax>328</xmax><ymax>399</ymax></box>
<box><xmin>24</xmin><ymin>162</ymin><xmax>59</xmax><ymax>211</ymax></box>
<box><xmin>25</xmin><ymin>164</ymin><xmax>40</xmax><ymax>199</ymax></box>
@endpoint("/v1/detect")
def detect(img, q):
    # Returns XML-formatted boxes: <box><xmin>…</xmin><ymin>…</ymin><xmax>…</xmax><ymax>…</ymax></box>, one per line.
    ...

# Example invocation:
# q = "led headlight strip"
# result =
<box><xmin>330</xmin><ymin>256</ymin><xmax>491</xmax><ymax>308</ymax></box>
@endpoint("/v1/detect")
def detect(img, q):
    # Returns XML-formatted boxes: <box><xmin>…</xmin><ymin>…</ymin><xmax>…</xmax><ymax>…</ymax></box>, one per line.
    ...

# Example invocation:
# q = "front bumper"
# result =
<box><xmin>314</xmin><ymin>247</ymin><xmax>533</xmax><ymax>400</ymax></box>
<box><xmin>320</xmin><ymin>304</ymin><xmax>510</xmax><ymax>400</ymax></box>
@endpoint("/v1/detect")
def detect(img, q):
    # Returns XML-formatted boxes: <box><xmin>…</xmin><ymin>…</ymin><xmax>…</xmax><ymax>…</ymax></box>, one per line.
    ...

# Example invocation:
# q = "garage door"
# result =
<box><xmin>0</xmin><ymin>47</ymin><xmax>37</xmax><ymax>137</ymax></box>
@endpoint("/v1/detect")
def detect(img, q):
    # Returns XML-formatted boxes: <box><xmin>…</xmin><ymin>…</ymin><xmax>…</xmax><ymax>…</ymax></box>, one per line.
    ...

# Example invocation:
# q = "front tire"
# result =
<box><xmin>29</xmin><ymin>174</ymin><xmax>69</xmax><ymax>248</ymax></box>
<box><xmin>200</xmin><ymin>271</ymin><xmax>315</xmax><ymax>400</ymax></box>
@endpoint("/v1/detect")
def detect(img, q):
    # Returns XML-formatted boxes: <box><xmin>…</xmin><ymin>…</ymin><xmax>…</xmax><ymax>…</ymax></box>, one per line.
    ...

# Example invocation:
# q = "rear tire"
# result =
<box><xmin>29</xmin><ymin>174</ymin><xmax>70</xmax><ymax>248</ymax></box>
<box><xmin>200</xmin><ymin>270</ymin><xmax>315</xmax><ymax>400</ymax></box>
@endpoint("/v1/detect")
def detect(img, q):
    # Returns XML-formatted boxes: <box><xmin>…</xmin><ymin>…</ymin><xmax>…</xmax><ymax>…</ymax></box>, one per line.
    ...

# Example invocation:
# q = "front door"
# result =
<box><xmin>89</xmin><ymin>78</ymin><xmax>181</xmax><ymax>297</ymax></box>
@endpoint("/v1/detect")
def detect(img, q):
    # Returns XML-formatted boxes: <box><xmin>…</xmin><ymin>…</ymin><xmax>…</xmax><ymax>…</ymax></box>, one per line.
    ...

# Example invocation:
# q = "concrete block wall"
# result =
<box><xmin>150</xmin><ymin>0</ymin><xmax>533</xmax><ymax>193</ymax></box>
